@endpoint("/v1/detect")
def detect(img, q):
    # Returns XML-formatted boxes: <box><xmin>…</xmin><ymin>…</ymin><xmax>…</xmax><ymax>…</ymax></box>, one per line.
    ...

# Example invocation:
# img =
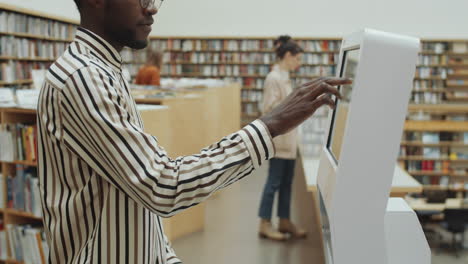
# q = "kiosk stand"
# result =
<box><xmin>317</xmin><ymin>29</ymin><xmax>431</xmax><ymax>264</ymax></box>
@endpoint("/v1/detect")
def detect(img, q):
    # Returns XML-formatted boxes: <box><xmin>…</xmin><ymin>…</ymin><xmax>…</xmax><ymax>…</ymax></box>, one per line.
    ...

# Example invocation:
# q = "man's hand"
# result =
<box><xmin>260</xmin><ymin>77</ymin><xmax>352</xmax><ymax>138</ymax></box>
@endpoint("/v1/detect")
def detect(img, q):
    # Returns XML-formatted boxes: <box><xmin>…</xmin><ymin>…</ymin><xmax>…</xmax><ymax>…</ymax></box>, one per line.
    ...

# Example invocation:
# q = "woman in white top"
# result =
<box><xmin>258</xmin><ymin>36</ymin><xmax>308</xmax><ymax>241</ymax></box>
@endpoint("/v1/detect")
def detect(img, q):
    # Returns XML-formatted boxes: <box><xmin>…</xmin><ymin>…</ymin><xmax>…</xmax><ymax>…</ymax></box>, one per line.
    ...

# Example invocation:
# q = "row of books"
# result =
<box><xmin>401</xmin><ymin>150</ymin><xmax>467</xmax><ymax>162</ymax></box>
<box><xmin>403</xmin><ymin>132</ymin><xmax>461</xmax><ymax>143</ymax></box>
<box><xmin>161</xmin><ymin>64</ymin><xmax>334</xmax><ymax>77</ymax></box>
<box><xmin>0</xmin><ymin>61</ymin><xmax>49</xmax><ymax>82</ymax></box>
<box><xmin>297</xmin><ymin>66</ymin><xmax>335</xmax><ymax>76</ymax></box>
<box><xmin>242</xmin><ymin>77</ymin><xmax>264</xmax><ymax>88</ymax></box>
<box><xmin>300</xmin><ymin>109</ymin><xmax>330</xmax><ymax>158</ymax></box>
<box><xmin>6</xmin><ymin>166</ymin><xmax>42</xmax><ymax>218</ymax></box>
<box><xmin>447</xmin><ymin>79</ymin><xmax>467</xmax><ymax>86</ymax></box>
<box><xmin>420</xmin><ymin>43</ymin><xmax>448</xmax><ymax>54</ymax></box>
<box><xmin>413</xmin><ymin>79</ymin><xmax>445</xmax><ymax>90</ymax></box>
<box><xmin>0</xmin><ymin>225</ymin><xmax>5</xmax><ymax>260</ymax></box>
<box><xmin>241</xmin><ymin>77</ymin><xmax>314</xmax><ymax>89</ymax></box>
<box><xmin>0</xmin><ymin>36</ymin><xmax>68</xmax><ymax>59</ymax></box>
<box><xmin>120</xmin><ymin>52</ymin><xmax>340</xmax><ymax>66</ymax></box>
<box><xmin>451</xmin><ymin>68</ymin><xmax>468</xmax><ymax>75</ymax></box>
<box><xmin>402</xmin><ymin>131</ymin><xmax>468</xmax><ymax>144</ymax></box>
<box><xmin>121</xmin><ymin>48</ymin><xmax>146</xmax><ymax>63</ymax></box>
<box><xmin>417</xmin><ymin>55</ymin><xmax>447</xmax><ymax>66</ymax></box>
<box><xmin>296</xmin><ymin>40</ymin><xmax>341</xmax><ymax>52</ymax></box>
<box><xmin>414</xmin><ymin>67</ymin><xmax>448</xmax><ymax>79</ymax></box>
<box><xmin>411</xmin><ymin>92</ymin><xmax>444</xmax><ymax>104</ymax></box>
<box><xmin>0</xmin><ymin>123</ymin><xmax>38</xmax><ymax>162</ymax></box>
<box><xmin>449</xmin><ymin>57</ymin><xmax>468</xmax><ymax>65</ymax></box>
<box><xmin>0</xmin><ymin>87</ymin><xmax>40</xmax><ymax>109</ymax></box>
<box><xmin>124</xmin><ymin>64</ymin><xmax>141</xmax><ymax>78</ymax></box>
<box><xmin>3</xmin><ymin>223</ymin><xmax>48</xmax><ymax>263</ymax></box>
<box><xmin>162</xmin><ymin>52</ymin><xmax>277</xmax><ymax>65</ymax></box>
<box><xmin>447</xmin><ymin>92</ymin><xmax>468</xmax><ymax>102</ymax></box>
<box><xmin>241</xmin><ymin>89</ymin><xmax>263</xmax><ymax>102</ymax></box>
<box><xmin>446</xmin><ymin>115</ymin><xmax>468</xmax><ymax>122</ymax></box>
<box><xmin>292</xmin><ymin>78</ymin><xmax>319</xmax><ymax>88</ymax></box>
<box><xmin>0</xmin><ymin>11</ymin><xmax>75</xmax><ymax>40</ymax></box>
<box><xmin>0</xmin><ymin>174</ymin><xmax>4</xmax><ymax>209</ymax></box>
<box><xmin>452</xmin><ymin>43</ymin><xmax>468</xmax><ymax>54</ymax></box>
<box><xmin>405</xmin><ymin>160</ymin><xmax>451</xmax><ymax>173</ymax></box>
<box><xmin>413</xmin><ymin>175</ymin><xmax>453</xmax><ymax>186</ymax></box>
<box><xmin>151</xmin><ymin>39</ymin><xmax>341</xmax><ymax>52</ymax></box>
<box><xmin>242</xmin><ymin>104</ymin><xmax>260</xmax><ymax>116</ymax></box>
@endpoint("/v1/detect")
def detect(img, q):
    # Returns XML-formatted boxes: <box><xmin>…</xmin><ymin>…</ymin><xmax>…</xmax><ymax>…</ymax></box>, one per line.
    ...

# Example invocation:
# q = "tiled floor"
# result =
<box><xmin>172</xmin><ymin>162</ymin><xmax>468</xmax><ymax>264</ymax></box>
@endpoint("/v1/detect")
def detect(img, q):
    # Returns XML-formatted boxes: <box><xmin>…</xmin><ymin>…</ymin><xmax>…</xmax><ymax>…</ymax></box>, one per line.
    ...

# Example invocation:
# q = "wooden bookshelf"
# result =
<box><xmin>422</xmin><ymin>185</ymin><xmax>467</xmax><ymax>193</ymax></box>
<box><xmin>2</xmin><ymin>161</ymin><xmax>37</xmax><ymax>167</ymax></box>
<box><xmin>407</xmin><ymin>103</ymin><xmax>468</xmax><ymax>113</ymax></box>
<box><xmin>404</xmin><ymin>121</ymin><xmax>468</xmax><ymax>132</ymax></box>
<box><xmin>409</xmin><ymin>171</ymin><xmax>448</xmax><ymax>177</ymax></box>
<box><xmin>0</xmin><ymin>5</ymin><xmax>76</xmax><ymax>262</ymax></box>
<box><xmin>0</xmin><ymin>4</ymin><xmax>77</xmax><ymax>89</ymax></box>
<box><xmin>0</xmin><ymin>32</ymin><xmax>72</xmax><ymax>42</ymax></box>
<box><xmin>2</xmin><ymin>259</ymin><xmax>22</xmax><ymax>264</ymax></box>
<box><xmin>162</xmin><ymin>49</ymin><xmax>339</xmax><ymax>54</ymax></box>
<box><xmin>120</xmin><ymin>39</ymin><xmax>468</xmax><ymax>125</ymax></box>
<box><xmin>0</xmin><ymin>3</ymin><xmax>78</xmax><ymax>25</ymax></box>
<box><xmin>128</xmin><ymin>37</ymin><xmax>342</xmax><ymax>125</ymax></box>
<box><xmin>0</xmin><ymin>106</ymin><xmax>41</xmax><ymax>263</ymax></box>
<box><xmin>399</xmin><ymin>157</ymin><xmax>468</xmax><ymax>164</ymax></box>
<box><xmin>0</xmin><ymin>56</ymin><xmax>55</xmax><ymax>62</ymax></box>
<box><xmin>0</xmin><ymin>80</ymin><xmax>33</xmax><ymax>86</ymax></box>
<box><xmin>400</xmin><ymin>141</ymin><xmax>467</xmax><ymax>147</ymax></box>
<box><xmin>400</xmin><ymin>40</ymin><xmax>468</xmax><ymax>197</ymax></box>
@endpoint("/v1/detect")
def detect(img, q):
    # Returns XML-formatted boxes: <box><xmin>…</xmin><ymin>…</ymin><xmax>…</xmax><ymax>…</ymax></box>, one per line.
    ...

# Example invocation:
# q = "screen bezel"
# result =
<box><xmin>326</xmin><ymin>47</ymin><xmax>360</xmax><ymax>165</ymax></box>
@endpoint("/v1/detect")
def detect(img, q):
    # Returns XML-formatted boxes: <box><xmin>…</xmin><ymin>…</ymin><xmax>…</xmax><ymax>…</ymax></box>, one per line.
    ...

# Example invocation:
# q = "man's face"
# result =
<box><xmin>103</xmin><ymin>0</ymin><xmax>156</xmax><ymax>49</ymax></box>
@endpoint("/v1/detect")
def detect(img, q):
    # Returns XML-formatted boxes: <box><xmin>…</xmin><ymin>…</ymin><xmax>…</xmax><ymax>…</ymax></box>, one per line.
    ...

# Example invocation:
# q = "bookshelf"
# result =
<box><xmin>121</xmin><ymin>37</ymin><xmax>342</xmax><ymax>126</ymax></box>
<box><xmin>401</xmin><ymin>38</ymin><xmax>468</xmax><ymax>195</ymax></box>
<box><xmin>0</xmin><ymin>108</ymin><xmax>43</xmax><ymax>263</ymax></box>
<box><xmin>121</xmin><ymin>38</ymin><xmax>468</xmax><ymax>164</ymax></box>
<box><xmin>0</xmin><ymin>4</ymin><xmax>77</xmax><ymax>263</ymax></box>
<box><xmin>0</xmin><ymin>3</ymin><xmax>77</xmax><ymax>89</ymax></box>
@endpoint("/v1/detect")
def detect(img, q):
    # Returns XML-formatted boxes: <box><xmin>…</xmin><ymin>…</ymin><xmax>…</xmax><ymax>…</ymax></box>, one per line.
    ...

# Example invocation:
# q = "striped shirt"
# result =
<box><xmin>37</xmin><ymin>27</ymin><xmax>275</xmax><ymax>264</ymax></box>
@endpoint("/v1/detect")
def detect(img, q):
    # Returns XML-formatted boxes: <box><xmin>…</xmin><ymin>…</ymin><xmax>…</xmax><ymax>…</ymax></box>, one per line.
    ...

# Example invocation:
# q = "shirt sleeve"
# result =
<box><xmin>58</xmin><ymin>65</ymin><xmax>275</xmax><ymax>217</ymax></box>
<box><xmin>164</xmin><ymin>233</ymin><xmax>182</xmax><ymax>264</ymax></box>
<box><xmin>262</xmin><ymin>76</ymin><xmax>282</xmax><ymax>114</ymax></box>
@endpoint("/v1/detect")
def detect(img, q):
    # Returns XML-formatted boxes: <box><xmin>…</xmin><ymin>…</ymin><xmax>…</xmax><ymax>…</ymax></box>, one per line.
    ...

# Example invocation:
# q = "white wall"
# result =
<box><xmin>0</xmin><ymin>0</ymin><xmax>80</xmax><ymax>22</ymax></box>
<box><xmin>1</xmin><ymin>0</ymin><xmax>467</xmax><ymax>39</ymax></box>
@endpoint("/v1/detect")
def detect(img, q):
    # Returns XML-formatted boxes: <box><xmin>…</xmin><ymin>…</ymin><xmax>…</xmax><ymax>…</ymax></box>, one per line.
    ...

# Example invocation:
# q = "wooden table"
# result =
<box><xmin>301</xmin><ymin>155</ymin><xmax>423</xmax><ymax>195</ymax></box>
<box><xmin>406</xmin><ymin>198</ymin><xmax>465</xmax><ymax>213</ymax></box>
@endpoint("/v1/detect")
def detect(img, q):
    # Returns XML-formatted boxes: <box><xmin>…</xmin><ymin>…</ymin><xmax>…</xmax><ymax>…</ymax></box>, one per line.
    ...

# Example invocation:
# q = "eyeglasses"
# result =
<box><xmin>140</xmin><ymin>0</ymin><xmax>164</xmax><ymax>10</ymax></box>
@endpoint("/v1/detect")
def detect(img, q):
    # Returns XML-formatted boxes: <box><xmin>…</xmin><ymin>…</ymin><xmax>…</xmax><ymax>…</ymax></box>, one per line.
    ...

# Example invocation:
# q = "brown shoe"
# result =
<box><xmin>279</xmin><ymin>219</ymin><xmax>308</xmax><ymax>239</ymax></box>
<box><xmin>259</xmin><ymin>219</ymin><xmax>288</xmax><ymax>241</ymax></box>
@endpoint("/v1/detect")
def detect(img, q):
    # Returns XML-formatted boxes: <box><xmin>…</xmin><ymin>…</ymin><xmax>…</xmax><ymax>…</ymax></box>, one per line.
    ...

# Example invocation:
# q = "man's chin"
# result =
<box><xmin>127</xmin><ymin>38</ymin><xmax>149</xmax><ymax>50</ymax></box>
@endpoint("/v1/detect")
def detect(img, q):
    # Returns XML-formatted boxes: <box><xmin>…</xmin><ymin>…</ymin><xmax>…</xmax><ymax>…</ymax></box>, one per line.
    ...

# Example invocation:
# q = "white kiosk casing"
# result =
<box><xmin>317</xmin><ymin>29</ymin><xmax>430</xmax><ymax>264</ymax></box>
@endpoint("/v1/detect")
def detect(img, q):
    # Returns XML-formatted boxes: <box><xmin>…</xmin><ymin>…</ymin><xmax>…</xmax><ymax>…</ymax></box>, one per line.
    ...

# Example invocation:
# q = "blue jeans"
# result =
<box><xmin>258</xmin><ymin>158</ymin><xmax>296</xmax><ymax>220</ymax></box>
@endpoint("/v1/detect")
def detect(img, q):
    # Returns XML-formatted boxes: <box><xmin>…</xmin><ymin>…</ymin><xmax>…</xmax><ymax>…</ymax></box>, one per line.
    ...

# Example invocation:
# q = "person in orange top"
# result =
<box><xmin>135</xmin><ymin>49</ymin><xmax>163</xmax><ymax>86</ymax></box>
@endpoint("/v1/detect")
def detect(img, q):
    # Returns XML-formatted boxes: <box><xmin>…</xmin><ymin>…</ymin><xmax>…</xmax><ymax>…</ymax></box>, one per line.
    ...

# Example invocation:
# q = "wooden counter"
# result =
<box><xmin>135</xmin><ymin>82</ymin><xmax>241</xmax><ymax>148</ymax></box>
<box><xmin>135</xmin><ymin>83</ymin><xmax>241</xmax><ymax>241</ymax></box>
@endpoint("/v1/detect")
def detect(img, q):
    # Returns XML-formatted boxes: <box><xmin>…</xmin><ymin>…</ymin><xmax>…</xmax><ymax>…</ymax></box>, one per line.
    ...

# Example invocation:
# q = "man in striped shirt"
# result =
<box><xmin>37</xmin><ymin>0</ymin><xmax>349</xmax><ymax>263</ymax></box>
